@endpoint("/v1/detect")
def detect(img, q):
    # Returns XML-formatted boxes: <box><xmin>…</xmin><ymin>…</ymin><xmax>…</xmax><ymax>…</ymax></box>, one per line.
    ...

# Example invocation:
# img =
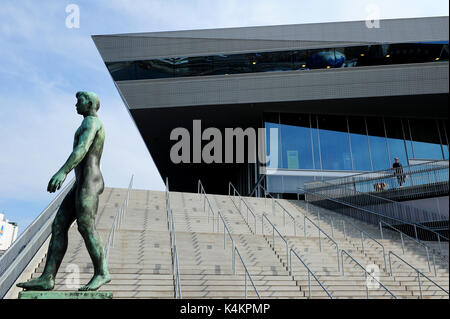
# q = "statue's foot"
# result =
<box><xmin>16</xmin><ymin>275</ymin><xmax>54</xmax><ymax>291</ymax></box>
<box><xmin>78</xmin><ymin>273</ymin><xmax>111</xmax><ymax>291</ymax></box>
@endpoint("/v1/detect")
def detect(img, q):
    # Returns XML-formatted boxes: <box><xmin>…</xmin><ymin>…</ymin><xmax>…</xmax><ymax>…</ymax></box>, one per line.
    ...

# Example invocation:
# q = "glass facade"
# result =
<box><xmin>265</xmin><ymin>113</ymin><xmax>448</xmax><ymax>172</ymax></box>
<box><xmin>106</xmin><ymin>42</ymin><xmax>449</xmax><ymax>81</ymax></box>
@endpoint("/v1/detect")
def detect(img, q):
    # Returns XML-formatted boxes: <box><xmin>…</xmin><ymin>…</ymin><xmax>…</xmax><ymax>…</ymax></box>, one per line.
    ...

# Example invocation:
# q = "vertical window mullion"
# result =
<box><xmin>316</xmin><ymin>115</ymin><xmax>323</xmax><ymax>173</ymax></box>
<box><xmin>407</xmin><ymin>119</ymin><xmax>415</xmax><ymax>159</ymax></box>
<box><xmin>309</xmin><ymin>113</ymin><xmax>316</xmax><ymax>170</ymax></box>
<box><xmin>365</xmin><ymin>117</ymin><xmax>374</xmax><ymax>171</ymax></box>
<box><xmin>383</xmin><ymin>116</ymin><xmax>391</xmax><ymax>166</ymax></box>
<box><xmin>436</xmin><ymin>119</ymin><xmax>445</xmax><ymax>160</ymax></box>
<box><xmin>347</xmin><ymin>116</ymin><xmax>354</xmax><ymax>171</ymax></box>
<box><xmin>400</xmin><ymin>118</ymin><xmax>410</xmax><ymax>166</ymax></box>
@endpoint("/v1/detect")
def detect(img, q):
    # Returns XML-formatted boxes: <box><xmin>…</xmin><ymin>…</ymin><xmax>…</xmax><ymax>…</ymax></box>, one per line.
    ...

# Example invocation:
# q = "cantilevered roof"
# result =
<box><xmin>93</xmin><ymin>16</ymin><xmax>449</xmax><ymax>61</ymax></box>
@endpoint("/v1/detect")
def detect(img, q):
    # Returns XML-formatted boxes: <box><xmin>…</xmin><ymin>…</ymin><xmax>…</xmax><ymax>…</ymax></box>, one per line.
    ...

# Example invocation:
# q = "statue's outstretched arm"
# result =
<box><xmin>47</xmin><ymin>117</ymin><xmax>98</xmax><ymax>192</ymax></box>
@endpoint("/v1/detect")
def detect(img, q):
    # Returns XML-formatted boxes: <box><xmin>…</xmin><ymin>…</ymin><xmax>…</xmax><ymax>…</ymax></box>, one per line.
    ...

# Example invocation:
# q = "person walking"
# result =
<box><xmin>392</xmin><ymin>157</ymin><xmax>406</xmax><ymax>187</ymax></box>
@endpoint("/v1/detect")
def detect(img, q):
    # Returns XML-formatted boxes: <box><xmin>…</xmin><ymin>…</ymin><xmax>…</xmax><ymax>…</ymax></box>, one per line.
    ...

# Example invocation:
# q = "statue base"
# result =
<box><xmin>18</xmin><ymin>291</ymin><xmax>113</xmax><ymax>299</ymax></box>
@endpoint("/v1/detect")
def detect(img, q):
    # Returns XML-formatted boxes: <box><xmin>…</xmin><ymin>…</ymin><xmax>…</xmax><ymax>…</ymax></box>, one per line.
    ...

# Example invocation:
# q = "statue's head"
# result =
<box><xmin>76</xmin><ymin>91</ymin><xmax>100</xmax><ymax>115</ymax></box>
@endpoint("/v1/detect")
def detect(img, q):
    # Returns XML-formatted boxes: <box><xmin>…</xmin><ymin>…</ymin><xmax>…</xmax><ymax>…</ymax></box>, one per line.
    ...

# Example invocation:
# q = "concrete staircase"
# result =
<box><xmin>30</xmin><ymin>187</ymin><xmax>175</xmax><ymax>298</ymax></box>
<box><xmin>169</xmin><ymin>191</ymin><xmax>303</xmax><ymax>299</ymax></box>
<box><xmin>243</xmin><ymin>196</ymin><xmax>449</xmax><ymax>299</ymax></box>
<box><xmin>12</xmin><ymin>185</ymin><xmax>449</xmax><ymax>299</ymax></box>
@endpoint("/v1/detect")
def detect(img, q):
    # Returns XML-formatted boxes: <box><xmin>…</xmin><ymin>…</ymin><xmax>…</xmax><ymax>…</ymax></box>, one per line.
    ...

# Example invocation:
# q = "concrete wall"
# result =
<box><xmin>402</xmin><ymin>196</ymin><xmax>449</xmax><ymax>220</ymax></box>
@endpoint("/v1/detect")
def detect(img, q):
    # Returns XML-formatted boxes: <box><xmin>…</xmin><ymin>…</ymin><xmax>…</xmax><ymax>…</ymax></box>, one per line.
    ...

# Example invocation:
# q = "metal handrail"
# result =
<box><xmin>305</xmin><ymin>179</ymin><xmax>449</xmax><ymax>244</ymax></box>
<box><xmin>258</xmin><ymin>185</ymin><xmax>340</xmax><ymax>272</ymax></box>
<box><xmin>217</xmin><ymin>212</ymin><xmax>259</xmax><ymax>299</ymax></box>
<box><xmin>379</xmin><ymin>220</ymin><xmax>435</xmax><ymax>275</ymax></box>
<box><xmin>258</xmin><ymin>187</ymin><xmax>298</xmax><ymax>236</ymax></box>
<box><xmin>297</xmin><ymin>199</ymin><xmax>388</xmax><ymax>273</ymax></box>
<box><xmin>217</xmin><ymin>211</ymin><xmax>234</xmax><ymax>250</ymax></box>
<box><xmin>200</xmin><ymin>185</ymin><xmax>260</xmax><ymax>299</ymax></box>
<box><xmin>289</xmin><ymin>249</ymin><xmax>333</xmax><ymax>299</ymax></box>
<box><xmin>306</xmin><ymin>159</ymin><xmax>448</xmax><ymax>190</ymax></box>
<box><xmin>302</xmin><ymin>188</ymin><xmax>448</xmax><ymax>269</ymax></box>
<box><xmin>262</xmin><ymin>214</ymin><xmax>290</xmax><ymax>267</ymax></box>
<box><xmin>303</xmin><ymin>214</ymin><xmax>340</xmax><ymax>272</ymax></box>
<box><xmin>105</xmin><ymin>208</ymin><xmax>119</xmax><ymax>264</ymax></box>
<box><xmin>248</xmin><ymin>174</ymin><xmax>266</xmax><ymax>198</ymax></box>
<box><xmin>388</xmin><ymin>251</ymin><xmax>449</xmax><ymax>299</ymax></box>
<box><xmin>198</xmin><ymin>180</ymin><xmax>217</xmax><ymax>231</ymax></box>
<box><xmin>271</xmin><ymin>196</ymin><xmax>297</xmax><ymax>236</ymax></box>
<box><xmin>228</xmin><ymin>182</ymin><xmax>257</xmax><ymax>234</ymax></box>
<box><xmin>0</xmin><ymin>178</ymin><xmax>75</xmax><ymax>298</ymax></box>
<box><xmin>341</xmin><ymin>250</ymin><xmax>397</xmax><ymax>299</ymax></box>
<box><xmin>166</xmin><ymin>178</ymin><xmax>182</xmax><ymax>299</ymax></box>
<box><xmin>343</xmin><ymin>219</ymin><xmax>388</xmax><ymax>272</ymax></box>
<box><xmin>168</xmin><ymin>207</ymin><xmax>182</xmax><ymax>299</ymax></box>
<box><xmin>234</xmin><ymin>247</ymin><xmax>261</xmax><ymax>299</ymax></box>
<box><xmin>105</xmin><ymin>174</ymin><xmax>134</xmax><ymax>261</ymax></box>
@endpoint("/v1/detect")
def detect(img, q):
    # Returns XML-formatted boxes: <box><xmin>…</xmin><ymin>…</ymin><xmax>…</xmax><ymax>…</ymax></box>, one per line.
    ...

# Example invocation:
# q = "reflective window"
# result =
<box><xmin>265</xmin><ymin>121</ymin><xmax>282</xmax><ymax>168</ymax></box>
<box><xmin>384</xmin><ymin>117</ymin><xmax>408</xmax><ymax>167</ymax></box>
<box><xmin>318</xmin><ymin>115</ymin><xmax>352</xmax><ymax>170</ymax></box>
<box><xmin>135</xmin><ymin>59</ymin><xmax>174</xmax><ymax>79</ymax></box>
<box><xmin>212</xmin><ymin>54</ymin><xmax>253</xmax><ymax>75</ymax></box>
<box><xmin>173</xmin><ymin>56</ymin><xmax>214</xmax><ymax>77</ymax></box>
<box><xmin>408</xmin><ymin>119</ymin><xmax>444</xmax><ymax>160</ymax></box>
<box><xmin>348</xmin><ymin>116</ymin><xmax>372</xmax><ymax>171</ymax></box>
<box><xmin>311</xmin><ymin>115</ymin><xmax>322</xmax><ymax>170</ymax></box>
<box><xmin>254</xmin><ymin>51</ymin><xmax>295</xmax><ymax>72</ymax></box>
<box><xmin>106</xmin><ymin>42</ymin><xmax>449</xmax><ymax>81</ymax></box>
<box><xmin>366</xmin><ymin>117</ymin><xmax>390</xmax><ymax>170</ymax></box>
<box><xmin>265</xmin><ymin>113</ymin><xmax>447</xmax><ymax>172</ymax></box>
<box><xmin>439</xmin><ymin>120</ymin><xmax>449</xmax><ymax>160</ymax></box>
<box><xmin>279</xmin><ymin>114</ymin><xmax>313</xmax><ymax>169</ymax></box>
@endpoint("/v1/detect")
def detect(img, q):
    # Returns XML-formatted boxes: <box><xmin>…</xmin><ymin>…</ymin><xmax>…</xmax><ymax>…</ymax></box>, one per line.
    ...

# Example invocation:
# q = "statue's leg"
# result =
<box><xmin>75</xmin><ymin>187</ymin><xmax>110</xmax><ymax>291</ymax></box>
<box><xmin>16</xmin><ymin>187</ymin><xmax>76</xmax><ymax>290</ymax></box>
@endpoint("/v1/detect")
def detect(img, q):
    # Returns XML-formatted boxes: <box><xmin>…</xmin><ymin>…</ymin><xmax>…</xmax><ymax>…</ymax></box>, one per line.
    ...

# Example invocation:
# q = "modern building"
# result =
<box><xmin>0</xmin><ymin>213</ymin><xmax>18</xmax><ymax>252</ymax></box>
<box><xmin>93</xmin><ymin>16</ymin><xmax>449</xmax><ymax>196</ymax></box>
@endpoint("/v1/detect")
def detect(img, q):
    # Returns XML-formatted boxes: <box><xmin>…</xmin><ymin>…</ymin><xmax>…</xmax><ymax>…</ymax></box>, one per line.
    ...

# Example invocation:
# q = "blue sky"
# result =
<box><xmin>0</xmin><ymin>0</ymin><xmax>448</xmax><ymax>235</ymax></box>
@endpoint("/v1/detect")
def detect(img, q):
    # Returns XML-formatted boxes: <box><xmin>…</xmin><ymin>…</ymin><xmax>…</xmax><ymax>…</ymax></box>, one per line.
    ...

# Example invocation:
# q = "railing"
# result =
<box><xmin>234</xmin><ymin>247</ymin><xmax>261</xmax><ymax>299</ymax></box>
<box><xmin>213</xmin><ymin>204</ymin><xmax>261</xmax><ymax>298</ymax></box>
<box><xmin>259</xmin><ymin>188</ymin><xmax>297</xmax><ymax>237</ymax></box>
<box><xmin>0</xmin><ymin>178</ymin><xmax>75</xmax><ymax>298</ymax></box>
<box><xmin>105</xmin><ymin>174</ymin><xmax>133</xmax><ymax>263</ymax></box>
<box><xmin>261</xmin><ymin>214</ymin><xmax>331</xmax><ymax>298</ymax></box>
<box><xmin>301</xmin><ymin>188</ymin><xmax>449</xmax><ymax>272</ymax></box>
<box><xmin>304</xmin><ymin>185</ymin><xmax>450</xmax><ymax>257</ymax></box>
<box><xmin>298</xmin><ymin>199</ymin><xmax>389</xmax><ymax>273</ymax></box>
<box><xmin>379</xmin><ymin>220</ymin><xmax>434</xmax><ymax>275</ymax></box>
<box><xmin>257</xmin><ymin>185</ymin><xmax>339</xmax><ymax>271</ymax></box>
<box><xmin>289</xmin><ymin>249</ymin><xmax>333</xmax><ymax>299</ymax></box>
<box><xmin>166</xmin><ymin>178</ymin><xmax>182</xmax><ymax>299</ymax></box>
<box><xmin>341</xmin><ymin>250</ymin><xmax>397</xmax><ymax>299</ymax></box>
<box><xmin>262</xmin><ymin>214</ymin><xmax>290</xmax><ymax>267</ymax></box>
<box><xmin>198</xmin><ymin>180</ymin><xmax>217</xmax><ymax>231</ymax></box>
<box><xmin>343</xmin><ymin>220</ymin><xmax>387</xmax><ymax>272</ymax></box>
<box><xmin>303</xmin><ymin>214</ymin><xmax>340</xmax><ymax>272</ymax></box>
<box><xmin>388</xmin><ymin>251</ymin><xmax>449</xmax><ymax>299</ymax></box>
<box><xmin>228</xmin><ymin>182</ymin><xmax>258</xmax><ymax>234</ymax></box>
<box><xmin>305</xmin><ymin>177</ymin><xmax>446</xmax><ymax>226</ymax></box>
<box><xmin>305</xmin><ymin>160</ymin><xmax>449</xmax><ymax>201</ymax></box>
<box><xmin>248</xmin><ymin>174</ymin><xmax>266</xmax><ymax>198</ymax></box>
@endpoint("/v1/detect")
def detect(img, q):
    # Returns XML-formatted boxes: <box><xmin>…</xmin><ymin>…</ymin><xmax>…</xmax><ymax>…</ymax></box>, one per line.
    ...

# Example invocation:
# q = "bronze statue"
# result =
<box><xmin>17</xmin><ymin>91</ymin><xmax>111</xmax><ymax>291</ymax></box>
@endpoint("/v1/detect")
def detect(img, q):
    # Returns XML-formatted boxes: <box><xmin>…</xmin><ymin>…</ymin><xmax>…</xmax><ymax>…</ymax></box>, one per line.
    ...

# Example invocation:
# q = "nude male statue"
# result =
<box><xmin>17</xmin><ymin>91</ymin><xmax>111</xmax><ymax>291</ymax></box>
